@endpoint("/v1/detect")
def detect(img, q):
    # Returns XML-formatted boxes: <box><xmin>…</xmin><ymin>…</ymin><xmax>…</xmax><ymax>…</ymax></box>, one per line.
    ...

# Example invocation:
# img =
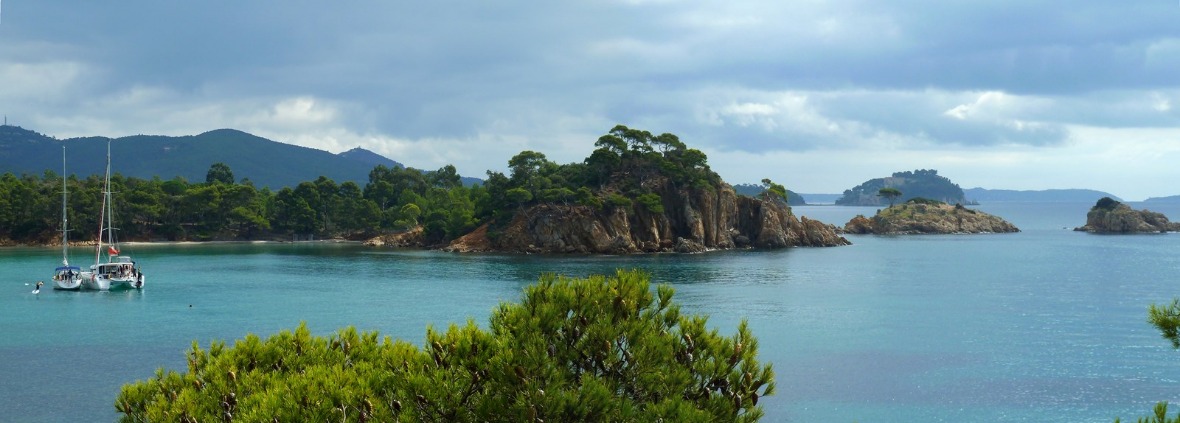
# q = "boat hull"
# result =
<box><xmin>53</xmin><ymin>278</ymin><xmax>83</xmax><ymax>290</ymax></box>
<box><xmin>80</xmin><ymin>273</ymin><xmax>110</xmax><ymax>291</ymax></box>
<box><xmin>53</xmin><ymin>266</ymin><xmax>83</xmax><ymax>290</ymax></box>
<box><xmin>80</xmin><ymin>274</ymin><xmax>145</xmax><ymax>290</ymax></box>
<box><xmin>84</xmin><ymin>259</ymin><xmax>144</xmax><ymax>290</ymax></box>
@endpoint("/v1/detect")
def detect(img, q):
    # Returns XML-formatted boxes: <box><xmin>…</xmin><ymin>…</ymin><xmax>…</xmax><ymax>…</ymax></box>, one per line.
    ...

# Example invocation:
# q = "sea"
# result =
<box><xmin>3</xmin><ymin>201</ymin><xmax>1180</xmax><ymax>422</ymax></box>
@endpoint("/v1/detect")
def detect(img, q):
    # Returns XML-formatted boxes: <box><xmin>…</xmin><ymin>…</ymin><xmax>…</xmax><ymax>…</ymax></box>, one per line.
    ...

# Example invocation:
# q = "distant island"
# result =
<box><xmin>843</xmin><ymin>198</ymin><xmax>1019</xmax><ymax>235</ymax></box>
<box><xmin>1144</xmin><ymin>195</ymin><xmax>1180</xmax><ymax>204</ymax></box>
<box><xmin>1074</xmin><ymin>197</ymin><xmax>1180</xmax><ymax>233</ymax></box>
<box><xmin>836</xmin><ymin>169</ymin><xmax>966</xmax><ymax>206</ymax></box>
<box><xmin>799</xmin><ymin>193</ymin><xmax>842</xmax><ymax>204</ymax></box>
<box><xmin>431</xmin><ymin>125</ymin><xmax>850</xmax><ymax>253</ymax></box>
<box><xmin>964</xmin><ymin>188</ymin><xmax>1120</xmax><ymax>203</ymax></box>
<box><xmin>732</xmin><ymin>183</ymin><xmax>807</xmax><ymax>205</ymax></box>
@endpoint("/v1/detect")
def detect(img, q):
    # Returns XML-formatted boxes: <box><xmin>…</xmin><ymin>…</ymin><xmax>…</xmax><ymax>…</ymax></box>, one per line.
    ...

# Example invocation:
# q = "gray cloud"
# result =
<box><xmin>3</xmin><ymin>0</ymin><xmax>1180</xmax><ymax>197</ymax></box>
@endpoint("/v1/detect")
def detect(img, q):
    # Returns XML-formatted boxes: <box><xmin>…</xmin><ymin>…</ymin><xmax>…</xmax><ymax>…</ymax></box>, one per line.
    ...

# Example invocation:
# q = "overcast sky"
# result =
<box><xmin>2</xmin><ymin>1</ymin><xmax>1179</xmax><ymax>200</ymax></box>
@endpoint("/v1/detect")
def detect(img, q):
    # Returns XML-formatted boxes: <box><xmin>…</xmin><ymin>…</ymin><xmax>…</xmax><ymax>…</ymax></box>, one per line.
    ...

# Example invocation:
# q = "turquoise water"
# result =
<box><xmin>3</xmin><ymin>202</ymin><xmax>1180</xmax><ymax>422</ymax></box>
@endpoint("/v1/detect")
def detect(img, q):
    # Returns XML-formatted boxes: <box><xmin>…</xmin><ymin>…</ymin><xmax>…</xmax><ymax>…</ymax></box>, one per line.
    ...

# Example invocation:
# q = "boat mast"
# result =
<box><xmin>61</xmin><ymin>145</ymin><xmax>69</xmax><ymax>267</ymax></box>
<box><xmin>94</xmin><ymin>140</ymin><xmax>111</xmax><ymax>266</ymax></box>
<box><xmin>104</xmin><ymin>139</ymin><xmax>114</xmax><ymax>257</ymax></box>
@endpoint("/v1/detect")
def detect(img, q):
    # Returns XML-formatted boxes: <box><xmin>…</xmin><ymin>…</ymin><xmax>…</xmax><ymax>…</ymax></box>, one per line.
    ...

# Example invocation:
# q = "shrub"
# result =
<box><xmin>116</xmin><ymin>270</ymin><xmax>774</xmax><ymax>422</ymax></box>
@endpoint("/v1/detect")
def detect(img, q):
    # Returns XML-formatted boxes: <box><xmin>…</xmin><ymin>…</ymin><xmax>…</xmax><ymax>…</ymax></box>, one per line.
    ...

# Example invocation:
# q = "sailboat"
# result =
<box><xmin>81</xmin><ymin>140</ymin><xmax>144</xmax><ymax>291</ymax></box>
<box><xmin>52</xmin><ymin>146</ymin><xmax>83</xmax><ymax>291</ymax></box>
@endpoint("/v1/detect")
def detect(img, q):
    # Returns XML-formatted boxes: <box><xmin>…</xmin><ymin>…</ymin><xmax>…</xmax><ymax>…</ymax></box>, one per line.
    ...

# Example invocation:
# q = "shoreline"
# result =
<box><xmin>3</xmin><ymin>239</ymin><xmax>362</xmax><ymax>249</ymax></box>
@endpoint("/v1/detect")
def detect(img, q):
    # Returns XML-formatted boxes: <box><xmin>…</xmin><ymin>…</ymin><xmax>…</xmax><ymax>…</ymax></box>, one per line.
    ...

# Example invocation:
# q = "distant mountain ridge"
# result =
<box><xmin>338</xmin><ymin>147</ymin><xmax>404</xmax><ymax>169</ymax></box>
<box><xmin>1144</xmin><ymin>195</ymin><xmax>1180</xmax><ymax>204</ymax></box>
<box><xmin>0</xmin><ymin>125</ymin><xmax>443</xmax><ymax>189</ymax></box>
<box><xmin>965</xmin><ymin>188</ymin><xmax>1120</xmax><ymax>203</ymax></box>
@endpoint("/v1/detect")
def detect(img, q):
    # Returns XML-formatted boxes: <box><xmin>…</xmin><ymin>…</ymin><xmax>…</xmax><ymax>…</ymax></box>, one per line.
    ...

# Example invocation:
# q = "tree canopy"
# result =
<box><xmin>878</xmin><ymin>187</ymin><xmax>902</xmax><ymax>208</ymax></box>
<box><xmin>116</xmin><ymin>270</ymin><xmax>774</xmax><ymax>422</ymax></box>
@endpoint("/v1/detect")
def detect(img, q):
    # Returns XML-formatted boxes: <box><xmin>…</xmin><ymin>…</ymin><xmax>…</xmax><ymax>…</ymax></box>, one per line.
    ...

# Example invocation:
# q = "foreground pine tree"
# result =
<box><xmin>117</xmin><ymin>270</ymin><xmax>774</xmax><ymax>422</ymax></box>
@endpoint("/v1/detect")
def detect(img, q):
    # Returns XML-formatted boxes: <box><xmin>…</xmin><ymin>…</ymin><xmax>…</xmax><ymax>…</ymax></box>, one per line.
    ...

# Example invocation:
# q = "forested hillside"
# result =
<box><xmin>835</xmin><ymin>169</ymin><xmax>965</xmax><ymax>206</ymax></box>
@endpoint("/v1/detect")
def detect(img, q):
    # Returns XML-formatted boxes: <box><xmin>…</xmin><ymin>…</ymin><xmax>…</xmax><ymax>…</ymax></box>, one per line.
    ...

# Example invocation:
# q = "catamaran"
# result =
<box><xmin>52</xmin><ymin>145</ymin><xmax>83</xmax><ymax>291</ymax></box>
<box><xmin>81</xmin><ymin>140</ymin><xmax>144</xmax><ymax>291</ymax></box>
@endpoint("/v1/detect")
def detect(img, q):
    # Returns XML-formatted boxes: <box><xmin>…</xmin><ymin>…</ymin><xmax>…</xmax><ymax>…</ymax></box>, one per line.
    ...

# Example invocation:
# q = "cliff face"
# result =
<box><xmin>1074</xmin><ymin>203</ymin><xmax>1180</xmax><ymax>233</ymax></box>
<box><xmin>843</xmin><ymin>202</ymin><xmax>1019</xmax><ymax>235</ymax></box>
<box><xmin>446</xmin><ymin>183</ymin><xmax>849</xmax><ymax>253</ymax></box>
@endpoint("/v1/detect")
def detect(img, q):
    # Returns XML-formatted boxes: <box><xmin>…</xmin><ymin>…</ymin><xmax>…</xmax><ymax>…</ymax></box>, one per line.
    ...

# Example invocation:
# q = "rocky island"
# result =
<box><xmin>371</xmin><ymin>125</ymin><xmax>849</xmax><ymax>253</ymax></box>
<box><xmin>445</xmin><ymin>183</ymin><xmax>848</xmax><ymax>254</ymax></box>
<box><xmin>843</xmin><ymin>198</ymin><xmax>1019</xmax><ymax>235</ymax></box>
<box><xmin>1074</xmin><ymin>197</ymin><xmax>1180</xmax><ymax>233</ymax></box>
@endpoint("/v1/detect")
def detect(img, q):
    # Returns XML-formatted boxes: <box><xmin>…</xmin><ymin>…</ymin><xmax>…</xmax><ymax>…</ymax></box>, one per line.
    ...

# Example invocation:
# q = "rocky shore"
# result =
<box><xmin>1074</xmin><ymin>197</ymin><xmax>1180</xmax><ymax>233</ymax></box>
<box><xmin>843</xmin><ymin>201</ymin><xmax>1019</xmax><ymax>235</ymax></box>
<box><xmin>441</xmin><ymin>182</ymin><xmax>849</xmax><ymax>254</ymax></box>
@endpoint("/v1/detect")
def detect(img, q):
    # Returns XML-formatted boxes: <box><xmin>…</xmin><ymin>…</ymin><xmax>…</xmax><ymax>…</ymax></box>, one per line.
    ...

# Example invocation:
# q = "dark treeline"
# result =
<box><xmin>0</xmin><ymin>162</ymin><xmax>486</xmax><ymax>245</ymax></box>
<box><xmin>1</xmin><ymin>125</ymin><xmax>738</xmax><ymax>246</ymax></box>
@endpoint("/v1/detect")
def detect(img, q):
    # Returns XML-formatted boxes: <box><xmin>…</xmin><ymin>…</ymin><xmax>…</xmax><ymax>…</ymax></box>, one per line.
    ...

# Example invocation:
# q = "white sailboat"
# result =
<box><xmin>53</xmin><ymin>146</ymin><xmax>83</xmax><ymax>290</ymax></box>
<box><xmin>81</xmin><ymin>140</ymin><xmax>144</xmax><ymax>291</ymax></box>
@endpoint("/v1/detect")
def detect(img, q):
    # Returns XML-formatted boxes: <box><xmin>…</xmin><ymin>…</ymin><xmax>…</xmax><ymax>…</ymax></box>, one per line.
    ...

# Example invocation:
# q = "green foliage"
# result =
<box><xmin>732</xmin><ymin>183</ymin><xmax>806</xmax><ymax>205</ymax></box>
<box><xmin>1149</xmin><ymin>299</ymin><xmax>1180</xmax><ymax>349</ymax></box>
<box><xmin>576</xmin><ymin>187</ymin><xmax>603</xmax><ymax>210</ymax></box>
<box><xmin>904</xmin><ymin>197</ymin><xmax>941</xmax><ymax>206</ymax></box>
<box><xmin>1095</xmin><ymin>196</ymin><xmax>1122</xmax><ymax>211</ymax></box>
<box><xmin>506</xmin><ymin>187</ymin><xmax>533</xmax><ymax>206</ymax></box>
<box><xmin>636</xmin><ymin>192</ymin><xmax>665</xmax><ymax>214</ymax></box>
<box><xmin>607</xmin><ymin>193</ymin><xmax>633</xmax><ymax>209</ymax></box>
<box><xmin>1115</xmin><ymin>402</ymin><xmax>1180</xmax><ymax>423</ymax></box>
<box><xmin>205</xmin><ymin>162</ymin><xmax>235</xmax><ymax>185</ymax></box>
<box><xmin>481</xmin><ymin>125</ymin><xmax>722</xmax><ymax>222</ymax></box>
<box><xmin>116</xmin><ymin>270</ymin><xmax>775</xmax><ymax>422</ymax></box>
<box><xmin>758</xmin><ymin>178</ymin><xmax>790</xmax><ymax>204</ymax></box>
<box><xmin>878</xmin><ymin>187</ymin><xmax>903</xmax><ymax>207</ymax></box>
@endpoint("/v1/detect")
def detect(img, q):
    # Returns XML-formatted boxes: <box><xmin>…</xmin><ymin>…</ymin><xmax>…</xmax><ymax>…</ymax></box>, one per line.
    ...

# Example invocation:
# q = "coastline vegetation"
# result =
<box><xmin>116</xmin><ymin>270</ymin><xmax>774</xmax><ymax>422</ymax></box>
<box><xmin>0</xmin><ymin>125</ymin><xmax>729</xmax><ymax>246</ymax></box>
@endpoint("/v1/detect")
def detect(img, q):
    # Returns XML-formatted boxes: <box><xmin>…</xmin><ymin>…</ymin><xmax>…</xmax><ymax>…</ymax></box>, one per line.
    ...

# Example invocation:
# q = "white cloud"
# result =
<box><xmin>0</xmin><ymin>61</ymin><xmax>87</xmax><ymax>102</ymax></box>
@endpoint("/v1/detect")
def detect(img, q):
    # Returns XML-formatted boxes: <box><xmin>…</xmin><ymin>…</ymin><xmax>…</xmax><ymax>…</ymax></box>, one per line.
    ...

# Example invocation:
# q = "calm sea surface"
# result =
<box><xmin>4</xmin><ymin>201</ymin><xmax>1180</xmax><ymax>422</ymax></box>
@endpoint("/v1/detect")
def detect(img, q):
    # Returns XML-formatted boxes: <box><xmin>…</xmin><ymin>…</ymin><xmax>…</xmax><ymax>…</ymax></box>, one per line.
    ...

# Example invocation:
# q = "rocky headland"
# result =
<box><xmin>843</xmin><ymin>199</ymin><xmax>1019</xmax><ymax>235</ymax></box>
<box><xmin>366</xmin><ymin>125</ymin><xmax>850</xmax><ymax>254</ymax></box>
<box><xmin>1074</xmin><ymin>197</ymin><xmax>1180</xmax><ymax>233</ymax></box>
<box><xmin>444</xmin><ymin>181</ymin><xmax>849</xmax><ymax>254</ymax></box>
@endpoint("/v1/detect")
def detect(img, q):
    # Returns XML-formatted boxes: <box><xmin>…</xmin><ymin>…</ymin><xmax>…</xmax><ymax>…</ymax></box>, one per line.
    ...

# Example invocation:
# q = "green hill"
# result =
<box><xmin>836</xmin><ymin>169</ymin><xmax>965</xmax><ymax>206</ymax></box>
<box><xmin>732</xmin><ymin>183</ymin><xmax>807</xmax><ymax>205</ymax></box>
<box><xmin>0</xmin><ymin>125</ymin><xmax>414</xmax><ymax>189</ymax></box>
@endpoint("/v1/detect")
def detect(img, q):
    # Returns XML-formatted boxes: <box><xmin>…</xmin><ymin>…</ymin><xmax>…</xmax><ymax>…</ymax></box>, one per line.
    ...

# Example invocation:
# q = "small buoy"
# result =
<box><xmin>189</xmin><ymin>304</ymin><xmax>193</xmax><ymax>308</ymax></box>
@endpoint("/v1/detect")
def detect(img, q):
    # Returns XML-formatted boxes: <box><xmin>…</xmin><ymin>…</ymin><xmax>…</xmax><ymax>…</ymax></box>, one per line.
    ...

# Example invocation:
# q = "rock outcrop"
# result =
<box><xmin>363</xmin><ymin>227</ymin><xmax>426</xmax><ymax>247</ymax></box>
<box><xmin>1074</xmin><ymin>197</ymin><xmax>1180</xmax><ymax>233</ymax></box>
<box><xmin>843</xmin><ymin>201</ymin><xmax>1019</xmax><ymax>235</ymax></box>
<box><xmin>445</xmin><ymin>182</ymin><xmax>849</xmax><ymax>254</ymax></box>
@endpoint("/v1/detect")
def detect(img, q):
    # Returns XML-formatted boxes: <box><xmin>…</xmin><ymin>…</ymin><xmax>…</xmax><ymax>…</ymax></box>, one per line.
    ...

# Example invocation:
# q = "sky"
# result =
<box><xmin>2</xmin><ymin>1</ymin><xmax>1180</xmax><ymax>200</ymax></box>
